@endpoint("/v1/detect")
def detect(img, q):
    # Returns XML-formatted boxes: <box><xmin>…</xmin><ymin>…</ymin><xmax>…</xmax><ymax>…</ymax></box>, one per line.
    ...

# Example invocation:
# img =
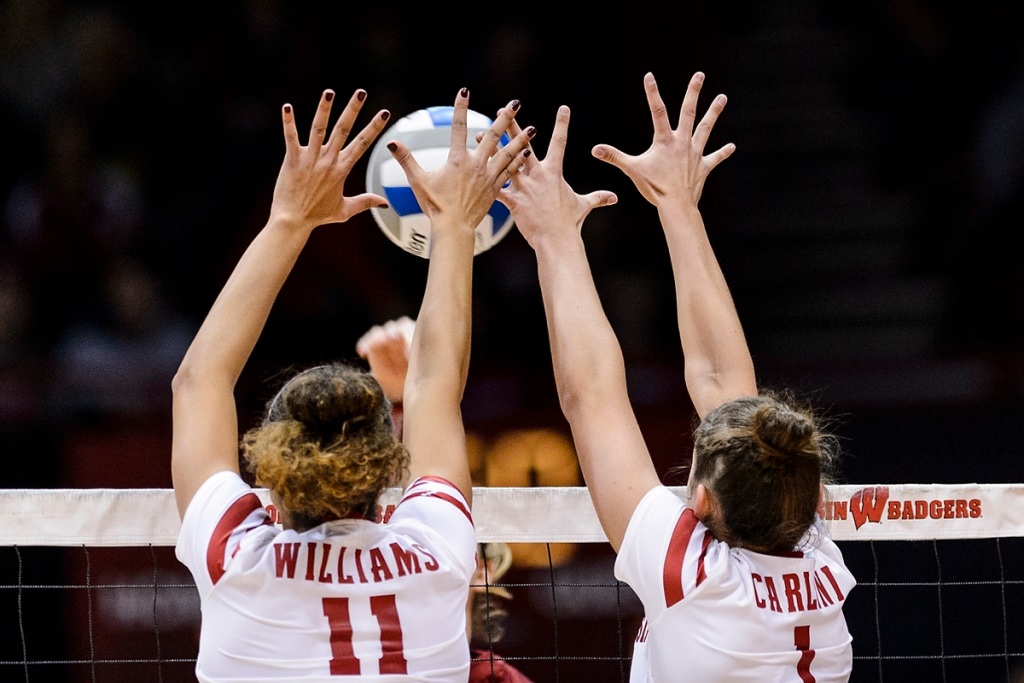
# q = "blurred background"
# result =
<box><xmin>1</xmin><ymin>1</ymin><xmax>1022</xmax><ymax>680</ymax></box>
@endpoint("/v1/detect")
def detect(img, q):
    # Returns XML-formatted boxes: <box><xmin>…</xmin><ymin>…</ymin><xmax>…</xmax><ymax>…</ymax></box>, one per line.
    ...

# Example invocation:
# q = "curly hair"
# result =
<box><xmin>691</xmin><ymin>391</ymin><xmax>839</xmax><ymax>554</ymax></box>
<box><xmin>241</xmin><ymin>364</ymin><xmax>409</xmax><ymax>529</ymax></box>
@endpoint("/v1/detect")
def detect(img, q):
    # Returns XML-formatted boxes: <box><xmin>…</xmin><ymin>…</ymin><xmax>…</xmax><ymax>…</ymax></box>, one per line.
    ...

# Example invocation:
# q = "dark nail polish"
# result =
<box><xmin>381</xmin><ymin>111</ymin><xmax>390</xmax><ymax>121</ymax></box>
<box><xmin>526</xmin><ymin>126</ymin><xmax>537</xmax><ymax>137</ymax></box>
<box><xmin>387</xmin><ymin>142</ymin><xmax>397</xmax><ymax>152</ymax></box>
<box><xmin>460</xmin><ymin>87</ymin><xmax>469</xmax><ymax>98</ymax></box>
<box><xmin>511</xmin><ymin>100</ymin><xmax>521</xmax><ymax>111</ymax></box>
<box><xmin>523</xmin><ymin>149</ymin><xmax>532</xmax><ymax>158</ymax></box>
<box><xmin>283</xmin><ymin>104</ymin><xmax>292</xmax><ymax>114</ymax></box>
<box><xmin>378</xmin><ymin>202</ymin><xmax>389</xmax><ymax>209</ymax></box>
<box><xmin>325</xmin><ymin>91</ymin><xmax>334</xmax><ymax>102</ymax></box>
<box><xmin>356</xmin><ymin>90</ymin><xmax>366</xmax><ymax>102</ymax></box>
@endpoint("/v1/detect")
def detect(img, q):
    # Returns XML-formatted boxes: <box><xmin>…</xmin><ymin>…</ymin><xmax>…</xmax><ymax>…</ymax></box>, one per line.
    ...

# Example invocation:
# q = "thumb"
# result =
<box><xmin>591</xmin><ymin>144</ymin><xmax>630</xmax><ymax>172</ymax></box>
<box><xmin>495</xmin><ymin>185</ymin><xmax>516</xmax><ymax>210</ymax></box>
<box><xmin>347</xmin><ymin>193</ymin><xmax>389</xmax><ymax>216</ymax></box>
<box><xmin>584</xmin><ymin>190</ymin><xmax>618</xmax><ymax>210</ymax></box>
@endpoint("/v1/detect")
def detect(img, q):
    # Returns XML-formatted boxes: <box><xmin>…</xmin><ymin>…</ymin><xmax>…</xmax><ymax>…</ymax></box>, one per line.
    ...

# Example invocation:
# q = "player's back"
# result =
<box><xmin>178</xmin><ymin>472</ymin><xmax>477</xmax><ymax>682</ymax></box>
<box><xmin>617</xmin><ymin>486</ymin><xmax>855</xmax><ymax>682</ymax></box>
<box><xmin>198</xmin><ymin>515</ymin><xmax>472</xmax><ymax>681</ymax></box>
<box><xmin>642</xmin><ymin>540</ymin><xmax>854</xmax><ymax>682</ymax></box>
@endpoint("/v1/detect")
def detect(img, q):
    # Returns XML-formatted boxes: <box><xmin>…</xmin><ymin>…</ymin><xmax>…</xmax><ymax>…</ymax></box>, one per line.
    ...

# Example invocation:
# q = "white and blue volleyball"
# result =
<box><xmin>365</xmin><ymin>106</ymin><xmax>514</xmax><ymax>258</ymax></box>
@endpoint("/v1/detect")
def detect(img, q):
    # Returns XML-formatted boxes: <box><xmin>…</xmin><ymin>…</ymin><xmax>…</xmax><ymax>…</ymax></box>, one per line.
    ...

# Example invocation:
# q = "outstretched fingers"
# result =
<box><xmin>478</xmin><ymin>99</ymin><xmax>521</xmax><ymax>160</ymax></box>
<box><xmin>323</xmin><ymin>89</ymin><xmax>367</xmax><ymax>157</ymax></box>
<box><xmin>692</xmin><ymin>92</ymin><xmax>728</xmax><ymax>155</ymax></box>
<box><xmin>307</xmin><ymin>90</ymin><xmax>336</xmax><ymax>150</ymax></box>
<box><xmin>677</xmin><ymin>71</ymin><xmax>705</xmax><ymax>139</ymax></box>
<box><xmin>338</xmin><ymin>107</ymin><xmax>390</xmax><ymax>174</ymax></box>
<box><xmin>448</xmin><ymin>87</ymin><xmax>471</xmax><ymax>158</ymax></box>
<box><xmin>281</xmin><ymin>102</ymin><xmax>299</xmax><ymax>158</ymax></box>
<box><xmin>543</xmin><ymin>105</ymin><xmax>571</xmax><ymax>172</ymax></box>
<box><xmin>493</xmin><ymin>125</ymin><xmax>536</xmax><ymax>190</ymax></box>
<box><xmin>703</xmin><ymin>141</ymin><xmax>738</xmax><ymax>175</ymax></box>
<box><xmin>646</xmin><ymin>72</ymin><xmax>676</xmax><ymax>140</ymax></box>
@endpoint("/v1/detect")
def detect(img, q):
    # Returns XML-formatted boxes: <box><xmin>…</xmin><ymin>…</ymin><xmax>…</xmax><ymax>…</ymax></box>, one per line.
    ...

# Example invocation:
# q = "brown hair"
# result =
<box><xmin>691</xmin><ymin>392</ymin><xmax>838</xmax><ymax>553</ymax></box>
<box><xmin>241</xmin><ymin>364</ymin><xmax>409</xmax><ymax>528</ymax></box>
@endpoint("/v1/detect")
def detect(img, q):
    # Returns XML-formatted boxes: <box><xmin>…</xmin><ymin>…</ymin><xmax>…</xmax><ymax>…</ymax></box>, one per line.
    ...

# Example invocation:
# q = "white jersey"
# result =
<box><xmin>615</xmin><ymin>486</ymin><xmax>855</xmax><ymax>682</ymax></box>
<box><xmin>176</xmin><ymin>471</ymin><xmax>477</xmax><ymax>682</ymax></box>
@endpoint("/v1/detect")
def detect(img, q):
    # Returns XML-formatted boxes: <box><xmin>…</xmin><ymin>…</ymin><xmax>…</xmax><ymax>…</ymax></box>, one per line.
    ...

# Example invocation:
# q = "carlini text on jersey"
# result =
<box><xmin>750</xmin><ymin>565</ymin><xmax>847</xmax><ymax>614</ymax></box>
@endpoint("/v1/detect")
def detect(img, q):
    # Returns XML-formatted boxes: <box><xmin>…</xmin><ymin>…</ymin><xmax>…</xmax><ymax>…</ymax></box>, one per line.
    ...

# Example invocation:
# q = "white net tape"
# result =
<box><xmin>2</xmin><ymin>483</ymin><xmax>1022</xmax><ymax>546</ymax></box>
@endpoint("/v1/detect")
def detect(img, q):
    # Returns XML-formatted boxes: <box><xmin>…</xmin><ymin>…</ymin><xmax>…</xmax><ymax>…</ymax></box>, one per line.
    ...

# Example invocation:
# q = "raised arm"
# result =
<box><xmin>496</xmin><ymin>107</ymin><xmax>642</xmax><ymax>550</ymax></box>
<box><xmin>387</xmin><ymin>90</ymin><xmax>535</xmax><ymax>505</ymax></box>
<box><xmin>592</xmin><ymin>72</ymin><xmax>755</xmax><ymax>419</ymax></box>
<box><xmin>170</xmin><ymin>89</ymin><xmax>389</xmax><ymax>518</ymax></box>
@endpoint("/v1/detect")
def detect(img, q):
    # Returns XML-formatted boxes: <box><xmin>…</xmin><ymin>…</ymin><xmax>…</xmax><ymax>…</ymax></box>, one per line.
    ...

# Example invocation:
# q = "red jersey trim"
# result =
<box><xmin>401</xmin><ymin>476</ymin><xmax>473</xmax><ymax>525</ymax></box>
<box><xmin>206</xmin><ymin>492</ymin><xmax>264</xmax><ymax>585</ymax></box>
<box><xmin>695</xmin><ymin>531</ymin><xmax>713</xmax><ymax>587</ymax></box>
<box><xmin>663</xmin><ymin>508</ymin><xmax>700</xmax><ymax>608</ymax></box>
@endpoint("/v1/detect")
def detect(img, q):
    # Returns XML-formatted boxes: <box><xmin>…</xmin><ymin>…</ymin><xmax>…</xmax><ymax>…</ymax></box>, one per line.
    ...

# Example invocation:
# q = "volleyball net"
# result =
<box><xmin>2</xmin><ymin>484</ymin><xmax>1023</xmax><ymax>682</ymax></box>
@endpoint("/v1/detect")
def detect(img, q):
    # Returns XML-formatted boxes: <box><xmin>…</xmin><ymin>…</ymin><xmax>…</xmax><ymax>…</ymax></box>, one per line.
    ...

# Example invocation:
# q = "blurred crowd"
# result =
<box><xmin>2</xmin><ymin>2</ymin><xmax>1022</xmax><ymax>492</ymax></box>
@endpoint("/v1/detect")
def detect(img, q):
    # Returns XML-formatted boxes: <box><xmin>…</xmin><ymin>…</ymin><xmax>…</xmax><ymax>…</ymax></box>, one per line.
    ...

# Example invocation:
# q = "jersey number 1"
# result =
<box><xmin>322</xmin><ymin>595</ymin><xmax>408</xmax><ymax>675</ymax></box>
<box><xmin>795</xmin><ymin>625</ymin><xmax>815</xmax><ymax>683</ymax></box>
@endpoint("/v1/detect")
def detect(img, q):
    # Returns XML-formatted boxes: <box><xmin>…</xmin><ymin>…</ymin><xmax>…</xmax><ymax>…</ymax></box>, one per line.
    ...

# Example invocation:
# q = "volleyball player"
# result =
<box><xmin>171</xmin><ymin>86</ymin><xmax>534</xmax><ymax>681</ymax></box>
<box><xmin>499</xmin><ymin>72</ymin><xmax>856</xmax><ymax>680</ymax></box>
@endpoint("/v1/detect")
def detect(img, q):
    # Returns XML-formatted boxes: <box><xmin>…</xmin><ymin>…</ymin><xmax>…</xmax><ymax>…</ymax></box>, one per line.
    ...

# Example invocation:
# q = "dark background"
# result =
<box><xmin>1</xmin><ymin>1</ymin><xmax>1022</xmax><ymax>681</ymax></box>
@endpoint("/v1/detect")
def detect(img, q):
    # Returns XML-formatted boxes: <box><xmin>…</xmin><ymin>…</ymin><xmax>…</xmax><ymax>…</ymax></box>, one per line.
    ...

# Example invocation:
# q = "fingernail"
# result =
<box><xmin>378</xmin><ymin>202</ymin><xmax>389</xmax><ymax>209</ymax></box>
<box><xmin>460</xmin><ymin>87</ymin><xmax>469</xmax><ymax>98</ymax></box>
<box><xmin>283</xmin><ymin>104</ymin><xmax>292</xmax><ymax>114</ymax></box>
<box><xmin>381</xmin><ymin>111</ymin><xmax>390</xmax><ymax>121</ymax></box>
<box><xmin>526</xmin><ymin>126</ymin><xmax>537</xmax><ymax>137</ymax></box>
<box><xmin>523</xmin><ymin>149</ymin><xmax>532</xmax><ymax>158</ymax></box>
<box><xmin>356</xmin><ymin>90</ymin><xmax>366</xmax><ymax>102</ymax></box>
<box><xmin>387</xmin><ymin>142</ymin><xmax>397</xmax><ymax>152</ymax></box>
<box><xmin>511</xmin><ymin>100</ymin><xmax>521</xmax><ymax>111</ymax></box>
<box><xmin>325</xmin><ymin>91</ymin><xmax>334</xmax><ymax>102</ymax></box>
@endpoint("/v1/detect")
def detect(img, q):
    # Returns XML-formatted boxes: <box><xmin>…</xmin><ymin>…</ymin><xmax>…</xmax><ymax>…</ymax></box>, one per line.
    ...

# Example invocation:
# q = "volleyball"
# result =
<box><xmin>365</xmin><ymin>106</ymin><xmax>515</xmax><ymax>258</ymax></box>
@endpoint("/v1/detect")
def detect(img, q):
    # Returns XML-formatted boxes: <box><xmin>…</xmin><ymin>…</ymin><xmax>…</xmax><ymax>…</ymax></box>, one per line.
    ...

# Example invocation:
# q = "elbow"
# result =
<box><xmin>554</xmin><ymin>368</ymin><xmax>605</xmax><ymax>422</ymax></box>
<box><xmin>557</xmin><ymin>387</ymin><xmax>585</xmax><ymax>422</ymax></box>
<box><xmin>171</xmin><ymin>361</ymin><xmax>198</xmax><ymax>399</ymax></box>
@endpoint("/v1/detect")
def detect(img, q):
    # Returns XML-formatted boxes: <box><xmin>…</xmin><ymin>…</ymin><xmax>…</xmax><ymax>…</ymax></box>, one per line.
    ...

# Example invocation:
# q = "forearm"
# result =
<box><xmin>405</xmin><ymin>226</ymin><xmax>475</xmax><ymax>410</ymax></box>
<box><xmin>659</xmin><ymin>201</ymin><xmax>756</xmax><ymax>417</ymax></box>
<box><xmin>533</xmin><ymin>231</ymin><xmax>659</xmax><ymax>548</ymax></box>
<box><xmin>533</xmin><ymin>233</ymin><xmax>626</xmax><ymax>412</ymax></box>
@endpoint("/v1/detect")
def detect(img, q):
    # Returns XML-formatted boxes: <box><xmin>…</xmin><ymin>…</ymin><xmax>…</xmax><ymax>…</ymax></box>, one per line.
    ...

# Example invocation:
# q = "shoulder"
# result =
<box><xmin>395</xmin><ymin>476</ymin><xmax>472</xmax><ymax>521</ymax></box>
<box><xmin>622</xmin><ymin>485</ymin><xmax>690</xmax><ymax>546</ymax></box>
<box><xmin>180</xmin><ymin>471</ymin><xmax>260</xmax><ymax>533</ymax></box>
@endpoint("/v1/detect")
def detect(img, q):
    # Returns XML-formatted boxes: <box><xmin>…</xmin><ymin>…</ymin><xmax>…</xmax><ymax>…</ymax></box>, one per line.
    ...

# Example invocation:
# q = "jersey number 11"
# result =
<box><xmin>322</xmin><ymin>595</ymin><xmax>408</xmax><ymax>675</ymax></box>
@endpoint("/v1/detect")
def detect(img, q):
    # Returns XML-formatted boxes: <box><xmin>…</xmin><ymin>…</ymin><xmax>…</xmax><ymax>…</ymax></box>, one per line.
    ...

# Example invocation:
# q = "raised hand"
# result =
<box><xmin>270</xmin><ymin>88</ymin><xmax>391</xmax><ymax>230</ymax></box>
<box><xmin>356</xmin><ymin>316</ymin><xmax>415</xmax><ymax>404</ymax></box>
<box><xmin>497</xmin><ymin>105</ymin><xmax>617</xmax><ymax>247</ymax></box>
<box><xmin>591</xmin><ymin>72</ymin><xmax>735</xmax><ymax>208</ymax></box>
<box><xmin>385</xmin><ymin>89</ymin><xmax>536</xmax><ymax>243</ymax></box>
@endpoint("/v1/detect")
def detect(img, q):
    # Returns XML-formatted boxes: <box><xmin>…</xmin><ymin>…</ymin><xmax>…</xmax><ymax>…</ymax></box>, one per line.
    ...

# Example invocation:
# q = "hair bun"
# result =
<box><xmin>752</xmin><ymin>401</ymin><xmax>816</xmax><ymax>466</ymax></box>
<box><xmin>276</xmin><ymin>365</ymin><xmax>388</xmax><ymax>440</ymax></box>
